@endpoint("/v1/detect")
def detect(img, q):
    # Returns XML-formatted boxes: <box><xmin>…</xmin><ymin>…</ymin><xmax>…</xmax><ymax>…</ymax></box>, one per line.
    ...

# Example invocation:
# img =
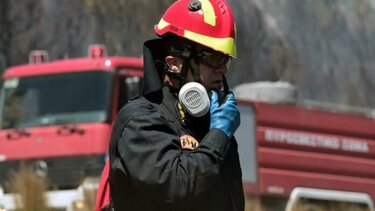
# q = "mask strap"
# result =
<box><xmin>222</xmin><ymin>75</ymin><xmax>229</xmax><ymax>94</ymax></box>
<box><xmin>180</xmin><ymin>59</ymin><xmax>190</xmax><ymax>87</ymax></box>
<box><xmin>180</xmin><ymin>44</ymin><xmax>201</xmax><ymax>86</ymax></box>
<box><xmin>191</xmin><ymin>57</ymin><xmax>201</xmax><ymax>83</ymax></box>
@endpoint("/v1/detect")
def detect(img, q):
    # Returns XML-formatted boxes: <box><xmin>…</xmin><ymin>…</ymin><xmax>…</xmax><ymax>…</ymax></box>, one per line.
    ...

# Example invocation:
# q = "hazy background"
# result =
<box><xmin>0</xmin><ymin>0</ymin><xmax>374</xmax><ymax>109</ymax></box>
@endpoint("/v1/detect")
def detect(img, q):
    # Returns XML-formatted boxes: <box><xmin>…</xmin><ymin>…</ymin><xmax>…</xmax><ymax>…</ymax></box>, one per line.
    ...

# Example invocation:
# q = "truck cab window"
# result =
<box><xmin>117</xmin><ymin>76</ymin><xmax>143</xmax><ymax>112</ymax></box>
<box><xmin>0</xmin><ymin>71</ymin><xmax>112</xmax><ymax>129</ymax></box>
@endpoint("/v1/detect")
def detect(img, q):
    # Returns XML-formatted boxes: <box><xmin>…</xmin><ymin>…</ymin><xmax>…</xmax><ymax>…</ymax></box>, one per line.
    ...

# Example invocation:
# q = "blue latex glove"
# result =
<box><xmin>209</xmin><ymin>91</ymin><xmax>240</xmax><ymax>139</ymax></box>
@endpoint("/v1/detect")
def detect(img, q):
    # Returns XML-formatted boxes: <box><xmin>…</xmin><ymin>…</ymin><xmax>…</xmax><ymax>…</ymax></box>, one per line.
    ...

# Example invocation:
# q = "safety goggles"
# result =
<box><xmin>195</xmin><ymin>50</ymin><xmax>231</xmax><ymax>69</ymax></box>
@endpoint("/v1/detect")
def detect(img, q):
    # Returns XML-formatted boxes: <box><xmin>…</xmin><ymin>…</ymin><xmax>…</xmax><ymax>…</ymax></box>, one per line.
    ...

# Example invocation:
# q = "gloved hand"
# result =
<box><xmin>209</xmin><ymin>91</ymin><xmax>240</xmax><ymax>139</ymax></box>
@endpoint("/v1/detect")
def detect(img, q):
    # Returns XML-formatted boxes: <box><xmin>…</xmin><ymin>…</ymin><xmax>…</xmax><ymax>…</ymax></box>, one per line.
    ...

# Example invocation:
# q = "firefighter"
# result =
<box><xmin>108</xmin><ymin>0</ymin><xmax>244</xmax><ymax>210</ymax></box>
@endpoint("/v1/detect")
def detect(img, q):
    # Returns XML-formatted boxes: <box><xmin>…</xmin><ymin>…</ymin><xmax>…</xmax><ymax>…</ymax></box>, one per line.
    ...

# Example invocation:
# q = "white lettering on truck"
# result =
<box><xmin>265</xmin><ymin>129</ymin><xmax>369</xmax><ymax>153</ymax></box>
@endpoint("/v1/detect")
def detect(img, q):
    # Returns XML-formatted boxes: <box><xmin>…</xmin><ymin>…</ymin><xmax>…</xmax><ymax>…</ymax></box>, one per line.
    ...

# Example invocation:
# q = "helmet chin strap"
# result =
<box><xmin>222</xmin><ymin>75</ymin><xmax>229</xmax><ymax>94</ymax></box>
<box><xmin>191</xmin><ymin>56</ymin><xmax>201</xmax><ymax>84</ymax></box>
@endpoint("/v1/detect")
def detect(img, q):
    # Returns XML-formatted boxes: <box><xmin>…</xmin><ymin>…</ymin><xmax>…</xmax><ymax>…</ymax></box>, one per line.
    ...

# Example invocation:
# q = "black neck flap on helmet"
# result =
<box><xmin>143</xmin><ymin>38</ymin><xmax>169</xmax><ymax>96</ymax></box>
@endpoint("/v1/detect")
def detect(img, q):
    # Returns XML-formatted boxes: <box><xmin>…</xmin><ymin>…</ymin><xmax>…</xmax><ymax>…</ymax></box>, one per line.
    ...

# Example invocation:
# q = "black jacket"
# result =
<box><xmin>108</xmin><ymin>38</ymin><xmax>244</xmax><ymax>211</ymax></box>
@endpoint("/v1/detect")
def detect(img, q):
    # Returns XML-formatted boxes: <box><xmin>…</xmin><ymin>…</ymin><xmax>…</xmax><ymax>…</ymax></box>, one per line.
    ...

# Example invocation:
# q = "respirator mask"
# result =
<box><xmin>178</xmin><ymin>82</ymin><xmax>210</xmax><ymax>117</ymax></box>
<box><xmin>178</xmin><ymin>76</ymin><xmax>229</xmax><ymax>117</ymax></box>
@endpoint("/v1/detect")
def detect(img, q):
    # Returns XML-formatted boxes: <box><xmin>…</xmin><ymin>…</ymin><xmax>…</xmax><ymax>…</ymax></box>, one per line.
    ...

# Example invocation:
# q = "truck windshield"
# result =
<box><xmin>0</xmin><ymin>71</ymin><xmax>112</xmax><ymax>129</ymax></box>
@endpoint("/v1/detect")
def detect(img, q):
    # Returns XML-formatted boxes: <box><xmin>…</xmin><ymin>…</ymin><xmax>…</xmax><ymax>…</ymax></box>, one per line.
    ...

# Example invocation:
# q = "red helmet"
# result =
<box><xmin>155</xmin><ymin>0</ymin><xmax>237</xmax><ymax>57</ymax></box>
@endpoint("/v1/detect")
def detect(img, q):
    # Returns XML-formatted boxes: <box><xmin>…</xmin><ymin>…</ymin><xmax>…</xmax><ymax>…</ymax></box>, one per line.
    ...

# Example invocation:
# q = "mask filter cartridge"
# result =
<box><xmin>178</xmin><ymin>82</ymin><xmax>210</xmax><ymax>117</ymax></box>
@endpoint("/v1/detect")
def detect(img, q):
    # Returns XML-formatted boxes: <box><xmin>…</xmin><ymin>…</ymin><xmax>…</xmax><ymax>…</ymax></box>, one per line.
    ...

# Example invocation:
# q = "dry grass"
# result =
<box><xmin>82</xmin><ymin>188</ymin><xmax>97</xmax><ymax>211</ymax></box>
<box><xmin>245</xmin><ymin>195</ymin><xmax>263</xmax><ymax>211</ymax></box>
<box><xmin>6</xmin><ymin>163</ymin><xmax>98</xmax><ymax>211</ymax></box>
<box><xmin>5</xmin><ymin>172</ymin><xmax>372</xmax><ymax>211</ymax></box>
<box><xmin>7</xmin><ymin>163</ymin><xmax>50</xmax><ymax>211</ymax></box>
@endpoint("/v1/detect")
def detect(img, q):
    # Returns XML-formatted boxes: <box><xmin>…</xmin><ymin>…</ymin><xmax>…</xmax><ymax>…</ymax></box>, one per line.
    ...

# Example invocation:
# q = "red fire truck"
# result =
<box><xmin>234</xmin><ymin>82</ymin><xmax>375</xmax><ymax>210</ymax></box>
<box><xmin>0</xmin><ymin>45</ymin><xmax>143</xmax><ymax>210</ymax></box>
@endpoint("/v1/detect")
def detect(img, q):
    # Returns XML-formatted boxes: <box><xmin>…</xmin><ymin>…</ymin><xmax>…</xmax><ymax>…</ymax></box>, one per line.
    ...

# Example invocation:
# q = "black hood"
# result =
<box><xmin>142</xmin><ymin>38</ymin><xmax>170</xmax><ymax>96</ymax></box>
